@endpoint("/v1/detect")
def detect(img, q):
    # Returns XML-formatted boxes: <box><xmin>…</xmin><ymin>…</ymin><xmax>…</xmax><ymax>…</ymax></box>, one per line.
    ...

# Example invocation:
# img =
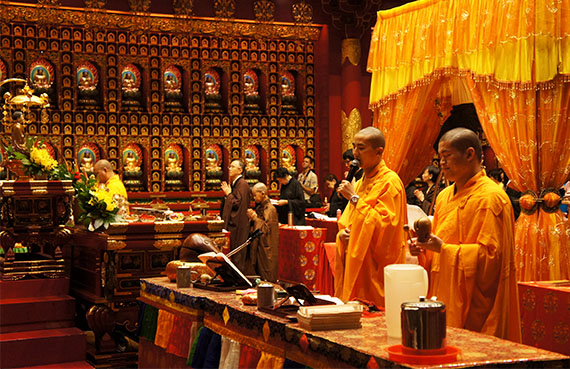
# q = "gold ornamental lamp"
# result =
<box><xmin>1</xmin><ymin>78</ymin><xmax>51</xmax><ymax>178</ymax></box>
<box><xmin>1</xmin><ymin>78</ymin><xmax>50</xmax><ymax>133</ymax></box>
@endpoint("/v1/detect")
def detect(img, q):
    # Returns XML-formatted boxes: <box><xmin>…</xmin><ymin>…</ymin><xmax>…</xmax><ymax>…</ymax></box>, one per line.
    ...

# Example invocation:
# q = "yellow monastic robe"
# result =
<box><xmin>335</xmin><ymin>160</ymin><xmax>407</xmax><ymax>307</ymax></box>
<box><xmin>425</xmin><ymin>171</ymin><xmax>521</xmax><ymax>342</ymax></box>
<box><xmin>105</xmin><ymin>174</ymin><xmax>128</xmax><ymax>200</ymax></box>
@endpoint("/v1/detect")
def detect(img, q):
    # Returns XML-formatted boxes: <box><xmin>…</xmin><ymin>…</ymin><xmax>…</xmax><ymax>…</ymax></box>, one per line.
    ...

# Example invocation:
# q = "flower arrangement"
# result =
<box><xmin>3</xmin><ymin>136</ymin><xmax>69</xmax><ymax>179</ymax></box>
<box><xmin>73</xmin><ymin>171</ymin><xmax>121</xmax><ymax>231</ymax></box>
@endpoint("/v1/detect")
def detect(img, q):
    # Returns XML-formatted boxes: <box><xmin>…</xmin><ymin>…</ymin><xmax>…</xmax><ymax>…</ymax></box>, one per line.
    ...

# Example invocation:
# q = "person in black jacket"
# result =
<box><xmin>414</xmin><ymin>165</ymin><xmax>440</xmax><ymax>215</ymax></box>
<box><xmin>324</xmin><ymin>173</ymin><xmax>348</xmax><ymax>217</ymax></box>
<box><xmin>274</xmin><ymin>167</ymin><xmax>306</xmax><ymax>225</ymax></box>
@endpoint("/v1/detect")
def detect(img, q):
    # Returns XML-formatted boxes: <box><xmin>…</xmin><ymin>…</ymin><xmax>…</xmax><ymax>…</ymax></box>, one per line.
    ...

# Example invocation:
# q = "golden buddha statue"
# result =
<box><xmin>11</xmin><ymin>111</ymin><xmax>27</xmax><ymax>153</ymax></box>
<box><xmin>205</xmin><ymin>151</ymin><xmax>220</xmax><ymax>172</ymax></box>
<box><xmin>124</xmin><ymin>151</ymin><xmax>140</xmax><ymax>172</ymax></box>
<box><xmin>281</xmin><ymin>151</ymin><xmax>295</xmax><ymax>172</ymax></box>
<box><xmin>80</xmin><ymin>152</ymin><xmax>94</xmax><ymax>174</ymax></box>
<box><xmin>78</xmin><ymin>71</ymin><xmax>95</xmax><ymax>91</ymax></box>
<box><xmin>122</xmin><ymin>72</ymin><xmax>137</xmax><ymax>92</ymax></box>
<box><xmin>166</xmin><ymin>152</ymin><xmax>181</xmax><ymax>172</ymax></box>
<box><xmin>245</xmin><ymin>151</ymin><xmax>259</xmax><ymax>172</ymax></box>
<box><xmin>33</xmin><ymin>69</ymin><xmax>49</xmax><ymax>89</ymax></box>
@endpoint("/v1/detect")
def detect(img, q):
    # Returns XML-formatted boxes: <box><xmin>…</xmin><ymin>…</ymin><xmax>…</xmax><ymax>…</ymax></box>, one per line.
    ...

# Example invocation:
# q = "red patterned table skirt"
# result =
<box><xmin>277</xmin><ymin>226</ymin><xmax>327</xmax><ymax>291</ymax></box>
<box><xmin>518</xmin><ymin>280</ymin><xmax>570</xmax><ymax>355</ymax></box>
<box><xmin>306</xmin><ymin>218</ymin><xmax>338</xmax><ymax>243</ymax></box>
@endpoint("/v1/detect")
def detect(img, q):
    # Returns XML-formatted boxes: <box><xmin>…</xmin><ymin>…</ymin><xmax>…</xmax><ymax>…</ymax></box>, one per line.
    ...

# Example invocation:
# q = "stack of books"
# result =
<box><xmin>296</xmin><ymin>304</ymin><xmax>363</xmax><ymax>330</ymax></box>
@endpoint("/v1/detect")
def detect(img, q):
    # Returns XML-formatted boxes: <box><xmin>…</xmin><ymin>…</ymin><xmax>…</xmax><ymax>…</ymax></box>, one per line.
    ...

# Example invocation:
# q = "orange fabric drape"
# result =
<box><xmin>372</xmin><ymin>79</ymin><xmax>452</xmax><ymax>185</ymax></box>
<box><xmin>467</xmin><ymin>77</ymin><xmax>570</xmax><ymax>281</ymax></box>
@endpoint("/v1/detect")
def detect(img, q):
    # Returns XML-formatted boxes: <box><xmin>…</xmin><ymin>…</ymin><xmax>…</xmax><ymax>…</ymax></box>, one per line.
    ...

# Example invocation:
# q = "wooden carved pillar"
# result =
<box><xmin>341</xmin><ymin>38</ymin><xmax>363</xmax><ymax>154</ymax></box>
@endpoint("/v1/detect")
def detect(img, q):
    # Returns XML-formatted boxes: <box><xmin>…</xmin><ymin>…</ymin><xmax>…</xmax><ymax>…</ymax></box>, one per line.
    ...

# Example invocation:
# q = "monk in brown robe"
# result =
<box><xmin>246</xmin><ymin>183</ymin><xmax>280</xmax><ymax>282</ymax></box>
<box><xmin>410</xmin><ymin>128</ymin><xmax>521</xmax><ymax>342</ymax></box>
<box><xmin>221</xmin><ymin>160</ymin><xmax>252</xmax><ymax>272</ymax></box>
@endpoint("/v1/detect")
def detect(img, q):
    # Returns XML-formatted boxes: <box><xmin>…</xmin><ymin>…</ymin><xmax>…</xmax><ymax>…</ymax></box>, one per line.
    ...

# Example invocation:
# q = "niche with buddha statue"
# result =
<box><xmin>77</xmin><ymin>143</ymin><xmax>100</xmax><ymax>176</ymax></box>
<box><xmin>76</xmin><ymin>61</ymin><xmax>100</xmax><ymax>110</ymax></box>
<box><xmin>203</xmin><ymin>68</ymin><xmax>225</xmax><ymax>113</ymax></box>
<box><xmin>280</xmin><ymin>145</ymin><xmax>297</xmax><ymax>176</ymax></box>
<box><xmin>120</xmin><ymin>64</ymin><xmax>144</xmax><ymax>111</ymax></box>
<box><xmin>280</xmin><ymin>70</ymin><xmax>298</xmax><ymax>115</ymax></box>
<box><xmin>164</xmin><ymin>143</ymin><xmax>186</xmax><ymax>191</ymax></box>
<box><xmin>243</xmin><ymin>145</ymin><xmax>262</xmax><ymax>186</ymax></box>
<box><xmin>204</xmin><ymin>144</ymin><xmax>223</xmax><ymax>191</ymax></box>
<box><xmin>163</xmin><ymin>65</ymin><xmax>184</xmax><ymax>113</ymax></box>
<box><xmin>29</xmin><ymin>58</ymin><xmax>57</xmax><ymax>108</ymax></box>
<box><xmin>243</xmin><ymin>69</ymin><xmax>263</xmax><ymax>114</ymax></box>
<box><xmin>122</xmin><ymin>143</ymin><xmax>145</xmax><ymax>192</ymax></box>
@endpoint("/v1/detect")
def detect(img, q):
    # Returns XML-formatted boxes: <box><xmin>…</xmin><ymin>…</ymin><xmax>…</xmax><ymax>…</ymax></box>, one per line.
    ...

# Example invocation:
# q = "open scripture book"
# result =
<box><xmin>197</xmin><ymin>252</ymin><xmax>253</xmax><ymax>289</ymax></box>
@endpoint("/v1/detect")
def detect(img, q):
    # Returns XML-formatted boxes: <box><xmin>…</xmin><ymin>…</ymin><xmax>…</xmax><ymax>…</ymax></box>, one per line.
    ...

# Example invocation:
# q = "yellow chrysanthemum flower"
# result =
<box><xmin>30</xmin><ymin>147</ymin><xmax>58</xmax><ymax>171</ymax></box>
<box><xmin>94</xmin><ymin>188</ymin><xmax>116</xmax><ymax>212</ymax></box>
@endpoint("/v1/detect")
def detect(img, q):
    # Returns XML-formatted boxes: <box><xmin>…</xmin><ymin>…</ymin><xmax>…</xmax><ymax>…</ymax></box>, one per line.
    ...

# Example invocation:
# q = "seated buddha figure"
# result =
<box><xmin>281</xmin><ymin>151</ymin><xmax>295</xmax><ymax>173</ymax></box>
<box><xmin>122</xmin><ymin>72</ymin><xmax>137</xmax><ymax>92</ymax></box>
<box><xmin>33</xmin><ymin>68</ymin><xmax>49</xmax><ymax>89</ymax></box>
<box><xmin>205</xmin><ymin>151</ymin><xmax>221</xmax><ymax>173</ymax></box>
<box><xmin>245</xmin><ymin>151</ymin><xmax>259</xmax><ymax>172</ymax></box>
<box><xmin>166</xmin><ymin>152</ymin><xmax>181</xmax><ymax>173</ymax></box>
<box><xmin>78</xmin><ymin>71</ymin><xmax>95</xmax><ymax>91</ymax></box>
<box><xmin>80</xmin><ymin>152</ymin><xmax>94</xmax><ymax>174</ymax></box>
<box><xmin>124</xmin><ymin>151</ymin><xmax>140</xmax><ymax>172</ymax></box>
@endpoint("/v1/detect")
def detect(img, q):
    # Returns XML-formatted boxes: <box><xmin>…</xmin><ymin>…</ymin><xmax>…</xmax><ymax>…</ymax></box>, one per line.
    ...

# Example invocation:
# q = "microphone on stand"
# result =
<box><xmin>226</xmin><ymin>229</ymin><xmax>263</xmax><ymax>258</ymax></box>
<box><xmin>346</xmin><ymin>159</ymin><xmax>361</xmax><ymax>182</ymax></box>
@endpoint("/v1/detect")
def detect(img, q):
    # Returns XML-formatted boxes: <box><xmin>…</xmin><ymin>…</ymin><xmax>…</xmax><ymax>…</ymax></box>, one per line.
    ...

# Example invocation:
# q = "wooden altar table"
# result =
<box><xmin>137</xmin><ymin>277</ymin><xmax>569</xmax><ymax>369</ymax></box>
<box><xmin>69</xmin><ymin>219</ymin><xmax>228</xmax><ymax>356</ymax></box>
<box><xmin>518</xmin><ymin>280</ymin><xmax>570</xmax><ymax>356</ymax></box>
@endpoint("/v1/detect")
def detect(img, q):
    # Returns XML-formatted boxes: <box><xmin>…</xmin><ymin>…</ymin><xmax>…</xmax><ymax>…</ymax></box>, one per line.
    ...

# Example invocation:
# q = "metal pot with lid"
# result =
<box><xmin>401</xmin><ymin>296</ymin><xmax>446</xmax><ymax>351</ymax></box>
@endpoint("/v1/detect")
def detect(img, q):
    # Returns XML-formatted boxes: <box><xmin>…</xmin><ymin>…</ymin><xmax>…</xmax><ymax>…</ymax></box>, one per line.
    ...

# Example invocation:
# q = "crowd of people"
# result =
<box><xmin>86</xmin><ymin>125</ymin><xmax>570</xmax><ymax>344</ymax></box>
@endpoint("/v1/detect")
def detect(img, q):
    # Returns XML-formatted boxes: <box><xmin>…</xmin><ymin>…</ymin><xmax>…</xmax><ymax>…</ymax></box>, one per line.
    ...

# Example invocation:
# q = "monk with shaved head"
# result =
<box><xmin>94</xmin><ymin>159</ymin><xmax>128</xmax><ymax>200</ymax></box>
<box><xmin>335</xmin><ymin>127</ymin><xmax>407</xmax><ymax>308</ymax></box>
<box><xmin>410</xmin><ymin>127</ymin><xmax>521</xmax><ymax>342</ymax></box>
<box><xmin>245</xmin><ymin>182</ymin><xmax>279</xmax><ymax>281</ymax></box>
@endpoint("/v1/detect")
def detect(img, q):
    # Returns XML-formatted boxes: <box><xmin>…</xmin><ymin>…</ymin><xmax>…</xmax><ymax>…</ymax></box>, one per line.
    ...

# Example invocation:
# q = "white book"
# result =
<box><xmin>198</xmin><ymin>252</ymin><xmax>252</xmax><ymax>287</ymax></box>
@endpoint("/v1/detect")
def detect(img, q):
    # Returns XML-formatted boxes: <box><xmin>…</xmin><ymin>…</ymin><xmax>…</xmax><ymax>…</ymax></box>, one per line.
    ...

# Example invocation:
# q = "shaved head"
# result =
<box><xmin>355</xmin><ymin>127</ymin><xmax>385</xmax><ymax>149</ymax></box>
<box><xmin>252</xmin><ymin>182</ymin><xmax>268</xmax><ymax>203</ymax></box>
<box><xmin>94</xmin><ymin>159</ymin><xmax>112</xmax><ymax>171</ymax></box>
<box><xmin>440</xmin><ymin>128</ymin><xmax>482</xmax><ymax>160</ymax></box>
<box><xmin>94</xmin><ymin>159</ymin><xmax>115</xmax><ymax>183</ymax></box>
<box><xmin>252</xmin><ymin>182</ymin><xmax>267</xmax><ymax>194</ymax></box>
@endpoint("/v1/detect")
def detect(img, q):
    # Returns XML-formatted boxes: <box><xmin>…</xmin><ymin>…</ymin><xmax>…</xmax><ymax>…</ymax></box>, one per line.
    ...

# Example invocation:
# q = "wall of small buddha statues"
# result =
<box><xmin>0</xmin><ymin>6</ymin><xmax>321</xmax><ymax>193</ymax></box>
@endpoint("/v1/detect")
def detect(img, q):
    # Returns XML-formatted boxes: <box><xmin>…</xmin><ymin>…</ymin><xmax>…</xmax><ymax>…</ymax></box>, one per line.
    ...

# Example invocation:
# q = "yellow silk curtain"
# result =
<box><xmin>372</xmin><ymin>80</ymin><xmax>451</xmax><ymax>185</ymax></box>
<box><xmin>467</xmin><ymin>78</ymin><xmax>570</xmax><ymax>281</ymax></box>
<box><xmin>368</xmin><ymin>0</ymin><xmax>570</xmax><ymax>281</ymax></box>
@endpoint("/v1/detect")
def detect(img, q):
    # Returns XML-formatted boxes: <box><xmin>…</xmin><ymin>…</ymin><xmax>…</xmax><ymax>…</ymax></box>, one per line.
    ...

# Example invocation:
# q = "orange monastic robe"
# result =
<box><xmin>335</xmin><ymin>160</ymin><xmax>407</xmax><ymax>307</ymax></box>
<box><xmin>423</xmin><ymin>171</ymin><xmax>521</xmax><ymax>342</ymax></box>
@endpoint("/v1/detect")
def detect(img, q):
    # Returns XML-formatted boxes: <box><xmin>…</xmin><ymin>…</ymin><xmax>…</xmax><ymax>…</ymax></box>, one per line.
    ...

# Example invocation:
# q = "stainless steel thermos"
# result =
<box><xmin>401</xmin><ymin>297</ymin><xmax>446</xmax><ymax>350</ymax></box>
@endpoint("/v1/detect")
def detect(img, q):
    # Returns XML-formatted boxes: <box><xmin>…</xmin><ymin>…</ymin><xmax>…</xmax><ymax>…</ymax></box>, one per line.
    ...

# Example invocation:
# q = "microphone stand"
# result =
<box><xmin>226</xmin><ymin>230</ymin><xmax>263</xmax><ymax>259</ymax></box>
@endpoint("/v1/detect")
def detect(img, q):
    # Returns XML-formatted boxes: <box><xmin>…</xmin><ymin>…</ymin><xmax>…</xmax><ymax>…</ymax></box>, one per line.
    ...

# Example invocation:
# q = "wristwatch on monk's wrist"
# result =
<box><xmin>350</xmin><ymin>194</ymin><xmax>359</xmax><ymax>205</ymax></box>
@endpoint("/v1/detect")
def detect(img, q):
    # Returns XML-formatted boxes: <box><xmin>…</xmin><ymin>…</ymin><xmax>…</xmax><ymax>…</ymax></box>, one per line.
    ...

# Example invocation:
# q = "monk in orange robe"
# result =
<box><xmin>410</xmin><ymin>128</ymin><xmax>521</xmax><ymax>342</ymax></box>
<box><xmin>335</xmin><ymin>127</ymin><xmax>407</xmax><ymax>307</ymax></box>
